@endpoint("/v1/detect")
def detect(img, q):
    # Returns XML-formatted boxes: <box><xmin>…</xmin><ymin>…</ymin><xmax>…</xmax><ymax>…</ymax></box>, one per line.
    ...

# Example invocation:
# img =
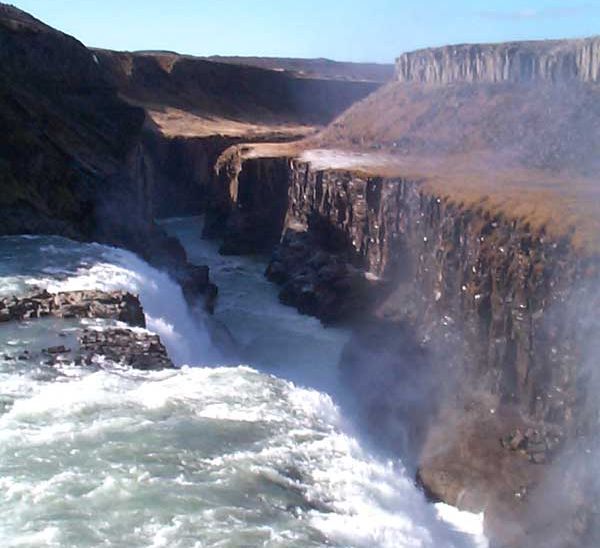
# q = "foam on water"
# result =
<box><xmin>0</xmin><ymin>232</ymin><xmax>488</xmax><ymax>547</ymax></box>
<box><xmin>0</xmin><ymin>236</ymin><xmax>214</xmax><ymax>366</ymax></box>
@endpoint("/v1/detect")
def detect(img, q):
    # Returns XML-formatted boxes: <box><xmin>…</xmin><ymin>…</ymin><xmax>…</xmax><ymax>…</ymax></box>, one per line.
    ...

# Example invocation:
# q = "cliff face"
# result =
<box><xmin>0</xmin><ymin>4</ymin><xmax>217</xmax><ymax>306</ymax></box>
<box><xmin>139</xmin><ymin>133</ymin><xmax>241</xmax><ymax>218</ymax></box>
<box><xmin>96</xmin><ymin>49</ymin><xmax>383</xmax><ymax>127</ymax></box>
<box><xmin>216</xmin><ymin>153</ymin><xmax>588</xmax><ymax>425</ymax></box>
<box><xmin>214</xmin><ymin>150</ymin><xmax>600</xmax><ymax>544</ymax></box>
<box><xmin>0</xmin><ymin>4</ymin><xmax>147</xmax><ymax>239</ymax></box>
<box><xmin>396</xmin><ymin>37</ymin><xmax>600</xmax><ymax>85</ymax></box>
<box><xmin>279</xmin><ymin>161</ymin><xmax>590</xmax><ymax>425</ymax></box>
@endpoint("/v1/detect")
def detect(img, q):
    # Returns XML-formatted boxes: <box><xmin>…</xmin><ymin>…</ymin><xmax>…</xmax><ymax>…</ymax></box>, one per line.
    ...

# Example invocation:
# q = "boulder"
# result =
<box><xmin>78</xmin><ymin>328</ymin><xmax>174</xmax><ymax>370</ymax></box>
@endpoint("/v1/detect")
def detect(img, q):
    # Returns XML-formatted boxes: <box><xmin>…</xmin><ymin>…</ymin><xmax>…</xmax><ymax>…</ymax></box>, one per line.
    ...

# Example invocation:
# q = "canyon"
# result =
<box><xmin>204</xmin><ymin>38</ymin><xmax>600</xmax><ymax>547</ymax></box>
<box><xmin>0</xmin><ymin>3</ymin><xmax>385</xmax><ymax>309</ymax></box>
<box><xmin>1</xmin><ymin>3</ymin><xmax>600</xmax><ymax>546</ymax></box>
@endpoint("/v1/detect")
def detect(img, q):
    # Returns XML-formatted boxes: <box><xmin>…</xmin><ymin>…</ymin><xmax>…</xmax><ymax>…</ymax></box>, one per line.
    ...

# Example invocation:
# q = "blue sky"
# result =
<box><xmin>10</xmin><ymin>0</ymin><xmax>600</xmax><ymax>63</ymax></box>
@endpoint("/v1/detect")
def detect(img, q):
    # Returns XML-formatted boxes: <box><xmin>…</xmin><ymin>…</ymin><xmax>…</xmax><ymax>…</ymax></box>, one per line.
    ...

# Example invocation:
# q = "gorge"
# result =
<box><xmin>1</xmin><ymin>3</ymin><xmax>599</xmax><ymax>547</ymax></box>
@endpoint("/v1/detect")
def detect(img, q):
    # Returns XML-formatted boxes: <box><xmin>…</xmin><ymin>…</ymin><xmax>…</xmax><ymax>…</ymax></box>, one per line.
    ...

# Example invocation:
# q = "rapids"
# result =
<box><xmin>0</xmin><ymin>220</ymin><xmax>487</xmax><ymax>547</ymax></box>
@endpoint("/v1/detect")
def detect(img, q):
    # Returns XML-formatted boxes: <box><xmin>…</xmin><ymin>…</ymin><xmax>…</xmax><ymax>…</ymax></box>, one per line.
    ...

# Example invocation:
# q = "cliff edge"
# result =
<box><xmin>212</xmin><ymin>36</ymin><xmax>600</xmax><ymax>547</ymax></box>
<box><xmin>396</xmin><ymin>37</ymin><xmax>600</xmax><ymax>85</ymax></box>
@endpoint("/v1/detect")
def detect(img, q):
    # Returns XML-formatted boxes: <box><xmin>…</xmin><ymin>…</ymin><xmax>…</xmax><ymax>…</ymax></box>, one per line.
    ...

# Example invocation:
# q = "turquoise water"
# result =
<box><xmin>0</xmin><ymin>225</ymin><xmax>486</xmax><ymax>547</ymax></box>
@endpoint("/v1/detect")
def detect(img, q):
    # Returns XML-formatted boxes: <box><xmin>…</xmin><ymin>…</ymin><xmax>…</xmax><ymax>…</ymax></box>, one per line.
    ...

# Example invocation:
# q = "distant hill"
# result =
<box><xmin>204</xmin><ymin>56</ymin><xmax>394</xmax><ymax>82</ymax></box>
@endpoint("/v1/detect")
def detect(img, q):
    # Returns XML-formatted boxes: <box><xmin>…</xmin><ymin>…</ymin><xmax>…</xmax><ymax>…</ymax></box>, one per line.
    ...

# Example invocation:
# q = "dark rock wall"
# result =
<box><xmin>286</xmin><ymin>160</ymin><xmax>595</xmax><ymax>426</ymax></box>
<box><xmin>0</xmin><ymin>4</ymin><xmax>146</xmax><ymax>239</ymax></box>
<box><xmin>141</xmin><ymin>132</ymin><xmax>240</xmax><ymax>219</ymax></box>
<box><xmin>0</xmin><ymin>5</ymin><xmax>217</xmax><ymax>307</ymax></box>
<box><xmin>218</xmin><ymin>156</ymin><xmax>597</xmax><ymax>435</ymax></box>
<box><xmin>219</xmin><ymin>156</ymin><xmax>291</xmax><ymax>254</ymax></box>
<box><xmin>214</xmin><ymin>154</ymin><xmax>600</xmax><ymax>544</ymax></box>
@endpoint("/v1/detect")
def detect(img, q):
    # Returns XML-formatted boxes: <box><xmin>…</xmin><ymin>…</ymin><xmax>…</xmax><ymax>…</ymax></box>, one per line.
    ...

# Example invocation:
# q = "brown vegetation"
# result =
<box><xmin>311</xmin><ymin>79</ymin><xmax>600</xmax><ymax>253</ymax></box>
<box><xmin>96</xmin><ymin>49</ymin><xmax>383</xmax><ymax>139</ymax></box>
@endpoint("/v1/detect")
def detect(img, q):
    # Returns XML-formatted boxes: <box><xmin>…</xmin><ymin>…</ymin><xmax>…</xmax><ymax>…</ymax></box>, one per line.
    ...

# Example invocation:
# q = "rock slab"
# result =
<box><xmin>0</xmin><ymin>290</ymin><xmax>146</xmax><ymax>327</ymax></box>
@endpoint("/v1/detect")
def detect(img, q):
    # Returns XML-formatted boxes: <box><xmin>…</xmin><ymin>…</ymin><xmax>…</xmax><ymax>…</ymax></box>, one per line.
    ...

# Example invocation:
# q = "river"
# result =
<box><xmin>0</xmin><ymin>217</ymin><xmax>487</xmax><ymax>547</ymax></box>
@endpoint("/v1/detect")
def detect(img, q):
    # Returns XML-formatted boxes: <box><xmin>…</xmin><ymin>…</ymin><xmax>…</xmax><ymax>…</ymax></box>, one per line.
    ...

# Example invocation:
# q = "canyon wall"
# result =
<box><xmin>396</xmin><ymin>37</ymin><xmax>600</xmax><ymax>84</ymax></box>
<box><xmin>271</xmin><ymin>160</ymin><xmax>592</xmax><ymax>427</ymax></box>
<box><xmin>97</xmin><ymin>49</ymin><xmax>384</xmax><ymax>127</ymax></box>
<box><xmin>216</xmin><ymin>152</ymin><xmax>600</xmax><ymax>545</ymax></box>
<box><xmin>0</xmin><ymin>4</ymin><xmax>217</xmax><ymax>306</ymax></box>
<box><xmin>140</xmin><ymin>133</ymin><xmax>241</xmax><ymax>219</ymax></box>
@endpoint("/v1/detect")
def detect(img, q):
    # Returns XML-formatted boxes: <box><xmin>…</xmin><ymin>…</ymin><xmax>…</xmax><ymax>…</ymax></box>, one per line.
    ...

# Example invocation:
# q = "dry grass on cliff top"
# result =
<box><xmin>307</xmin><ymin>79</ymin><xmax>600</xmax><ymax>255</ymax></box>
<box><xmin>143</xmin><ymin>105</ymin><xmax>317</xmax><ymax>139</ymax></box>
<box><xmin>295</xmin><ymin>148</ymin><xmax>600</xmax><ymax>254</ymax></box>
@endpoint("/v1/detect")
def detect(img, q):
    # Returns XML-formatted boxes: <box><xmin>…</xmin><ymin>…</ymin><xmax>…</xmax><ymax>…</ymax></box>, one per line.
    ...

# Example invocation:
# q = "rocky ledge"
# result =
<box><xmin>1</xmin><ymin>289</ymin><xmax>175</xmax><ymax>370</ymax></box>
<box><xmin>79</xmin><ymin>328</ymin><xmax>173</xmax><ymax>370</ymax></box>
<box><xmin>0</xmin><ymin>289</ymin><xmax>146</xmax><ymax>326</ymax></box>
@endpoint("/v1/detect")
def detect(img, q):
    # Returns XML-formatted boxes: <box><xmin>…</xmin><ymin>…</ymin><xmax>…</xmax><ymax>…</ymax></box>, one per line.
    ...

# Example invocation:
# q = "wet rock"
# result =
<box><xmin>502</xmin><ymin>426</ymin><xmax>565</xmax><ymax>464</ymax></box>
<box><xmin>44</xmin><ymin>345</ymin><xmax>70</xmax><ymax>355</ymax></box>
<box><xmin>203</xmin><ymin>283</ymin><xmax>219</xmax><ymax>314</ymax></box>
<box><xmin>78</xmin><ymin>328</ymin><xmax>174</xmax><ymax>370</ymax></box>
<box><xmin>0</xmin><ymin>290</ymin><xmax>146</xmax><ymax>327</ymax></box>
<box><xmin>266</xmin><ymin>231</ymin><xmax>370</xmax><ymax>323</ymax></box>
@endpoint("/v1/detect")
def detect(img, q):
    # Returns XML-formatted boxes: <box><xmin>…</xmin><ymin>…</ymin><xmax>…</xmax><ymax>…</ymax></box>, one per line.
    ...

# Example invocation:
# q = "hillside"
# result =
<box><xmin>0</xmin><ymin>3</ymin><xmax>145</xmax><ymax>237</ymax></box>
<box><xmin>314</xmin><ymin>38</ymin><xmax>600</xmax><ymax>252</ymax></box>
<box><xmin>96</xmin><ymin>50</ymin><xmax>384</xmax><ymax>138</ymax></box>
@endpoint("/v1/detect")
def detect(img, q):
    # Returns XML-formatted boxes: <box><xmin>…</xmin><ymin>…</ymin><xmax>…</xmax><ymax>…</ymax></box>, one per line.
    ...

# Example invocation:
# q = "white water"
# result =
<box><xmin>0</xmin><ymin>224</ymin><xmax>487</xmax><ymax>547</ymax></box>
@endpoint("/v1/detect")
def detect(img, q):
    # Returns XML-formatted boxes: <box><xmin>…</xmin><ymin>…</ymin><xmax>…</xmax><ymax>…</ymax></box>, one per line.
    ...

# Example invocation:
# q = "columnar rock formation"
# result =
<box><xmin>3</xmin><ymin>3</ymin><xmax>600</xmax><ymax>543</ymax></box>
<box><xmin>396</xmin><ymin>37</ymin><xmax>600</xmax><ymax>84</ymax></box>
<box><xmin>213</xmin><ymin>144</ymin><xmax>600</xmax><ymax>545</ymax></box>
<box><xmin>207</xmin><ymin>39</ymin><xmax>600</xmax><ymax>546</ymax></box>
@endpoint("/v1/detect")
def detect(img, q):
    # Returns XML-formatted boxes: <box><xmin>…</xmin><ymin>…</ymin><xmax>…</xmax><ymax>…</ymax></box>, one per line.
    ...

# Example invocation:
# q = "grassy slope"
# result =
<box><xmin>315</xmin><ymin>80</ymin><xmax>600</xmax><ymax>253</ymax></box>
<box><xmin>95</xmin><ymin>50</ymin><xmax>383</xmax><ymax>139</ymax></box>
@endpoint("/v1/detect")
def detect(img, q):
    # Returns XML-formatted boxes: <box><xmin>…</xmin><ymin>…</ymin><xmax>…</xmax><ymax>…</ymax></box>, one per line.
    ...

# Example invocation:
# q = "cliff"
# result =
<box><xmin>0</xmin><ymin>3</ymin><xmax>144</xmax><ymax>238</ymax></box>
<box><xmin>220</xmin><ymin>152</ymin><xmax>591</xmax><ymax>422</ymax></box>
<box><xmin>214</xmin><ymin>44</ymin><xmax>600</xmax><ymax>536</ymax></box>
<box><xmin>396</xmin><ymin>37</ymin><xmax>600</xmax><ymax>85</ymax></box>
<box><xmin>0</xmin><ymin>2</ymin><xmax>385</xmax><ymax>237</ymax></box>
<box><xmin>96</xmin><ymin>49</ymin><xmax>383</xmax><ymax>131</ymax></box>
<box><xmin>212</xmin><ymin>141</ymin><xmax>600</xmax><ymax>545</ymax></box>
<box><xmin>315</xmin><ymin>37</ymin><xmax>600</xmax><ymax>255</ymax></box>
<box><xmin>88</xmin><ymin>48</ymin><xmax>385</xmax><ymax>220</ymax></box>
<box><xmin>0</xmin><ymin>4</ymin><xmax>217</xmax><ymax>306</ymax></box>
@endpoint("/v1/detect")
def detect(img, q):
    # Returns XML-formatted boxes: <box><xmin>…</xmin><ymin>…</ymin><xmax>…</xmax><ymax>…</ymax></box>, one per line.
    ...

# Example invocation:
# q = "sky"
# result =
<box><xmin>9</xmin><ymin>0</ymin><xmax>600</xmax><ymax>63</ymax></box>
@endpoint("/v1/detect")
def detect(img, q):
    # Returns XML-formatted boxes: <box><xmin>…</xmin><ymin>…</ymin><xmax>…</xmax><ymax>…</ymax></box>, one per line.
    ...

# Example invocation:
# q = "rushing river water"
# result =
<box><xmin>0</xmin><ymin>217</ymin><xmax>487</xmax><ymax>547</ymax></box>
